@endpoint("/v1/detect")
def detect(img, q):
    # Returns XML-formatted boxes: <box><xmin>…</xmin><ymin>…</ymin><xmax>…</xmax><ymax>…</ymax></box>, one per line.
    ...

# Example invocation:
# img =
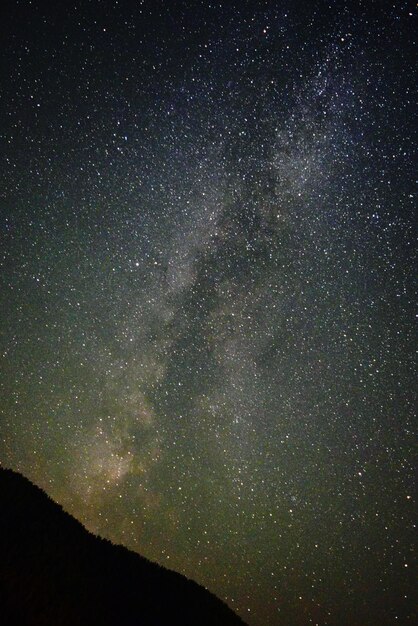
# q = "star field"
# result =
<box><xmin>0</xmin><ymin>1</ymin><xmax>416</xmax><ymax>624</ymax></box>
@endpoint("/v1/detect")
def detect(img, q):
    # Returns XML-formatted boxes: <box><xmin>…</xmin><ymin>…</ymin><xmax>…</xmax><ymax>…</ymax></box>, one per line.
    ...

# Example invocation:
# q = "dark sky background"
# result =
<box><xmin>0</xmin><ymin>1</ymin><xmax>416</xmax><ymax>624</ymax></box>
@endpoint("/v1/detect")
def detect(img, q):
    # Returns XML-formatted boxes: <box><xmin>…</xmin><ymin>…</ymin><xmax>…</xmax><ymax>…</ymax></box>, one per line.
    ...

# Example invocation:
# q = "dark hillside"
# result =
<box><xmin>0</xmin><ymin>467</ymin><xmax>247</xmax><ymax>626</ymax></box>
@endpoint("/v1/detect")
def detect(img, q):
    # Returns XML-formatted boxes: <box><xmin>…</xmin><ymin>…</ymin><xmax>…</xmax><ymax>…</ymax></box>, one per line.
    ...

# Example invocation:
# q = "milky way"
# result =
<box><xmin>0</xmin><ymin>2</ymin><xmax>416</xmax><ymax>624</ymax></box>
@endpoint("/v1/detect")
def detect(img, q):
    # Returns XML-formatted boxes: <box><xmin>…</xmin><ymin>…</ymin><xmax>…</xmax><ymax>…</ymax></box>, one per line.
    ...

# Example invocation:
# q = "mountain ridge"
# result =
<box><xmin>0</xmin><ymin>466</ymin><xmax>247</xmax><ymax>626</ymax></box>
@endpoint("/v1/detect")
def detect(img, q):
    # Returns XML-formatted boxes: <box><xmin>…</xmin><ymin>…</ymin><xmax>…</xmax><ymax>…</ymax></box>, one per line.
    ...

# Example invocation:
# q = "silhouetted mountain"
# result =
<box><xmin>0</xmin><ymin>467</ymin><xmax>247</xmax><ymax>626</ymax></box>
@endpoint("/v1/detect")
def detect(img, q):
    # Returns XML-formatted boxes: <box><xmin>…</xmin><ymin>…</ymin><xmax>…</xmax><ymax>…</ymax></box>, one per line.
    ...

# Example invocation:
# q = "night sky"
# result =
<box><xmin>0</xmin><ymin>1</ymin><xmax>416</xmax><ymax>624</ymax></box>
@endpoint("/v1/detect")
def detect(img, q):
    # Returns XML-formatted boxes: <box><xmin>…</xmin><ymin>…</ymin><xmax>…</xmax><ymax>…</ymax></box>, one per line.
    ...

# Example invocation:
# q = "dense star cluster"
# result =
<box><xmin>0</xmin><ymin>1</ymin><xmax>415</xmax><ymax>624</ymax></box>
